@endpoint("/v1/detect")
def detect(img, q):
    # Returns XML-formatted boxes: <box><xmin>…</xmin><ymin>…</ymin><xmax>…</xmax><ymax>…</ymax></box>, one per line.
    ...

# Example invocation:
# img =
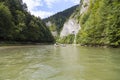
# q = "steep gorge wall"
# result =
<box><xmin>77</xmin><ymin>0</ymin><xmax>120</xmax><ymax>47</ymax></box>
<box><xmin>60</xmin><ymin>19</ymin><xmax>80</xmax><ymax>37</ymax></box>
<box><xmin>80</xmin><ymin>0</ymin><xmax>90</xmax><ymax>14</ymax></box>
<box><xmin>60</xmin><ymin>0</ymin><xmax>90</xmax><ymax>38</ymax></box>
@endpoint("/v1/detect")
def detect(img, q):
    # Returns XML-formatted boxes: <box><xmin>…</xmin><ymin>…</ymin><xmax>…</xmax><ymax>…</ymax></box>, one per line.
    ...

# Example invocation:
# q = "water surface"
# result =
<box><xmin>0</xmin><ymin>45</ymin><xmax>120</xmax><ymax>80</ymax></box>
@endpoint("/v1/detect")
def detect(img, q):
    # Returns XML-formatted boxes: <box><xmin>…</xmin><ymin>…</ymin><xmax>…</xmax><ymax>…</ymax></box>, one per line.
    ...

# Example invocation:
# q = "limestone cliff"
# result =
<box><xmin>80</xmin><ymin>0</ymin><xmax>90</xmax><ymax>14</ymax></box>
<box><xmin>60</xmin><ymin>0</ymin><xmax>90</xmax><ymax>38</ymax></box>
<box><xmin>60</xmin><ymin>19</ymin><xmax>80</xmax><ymax>37</ymax></box>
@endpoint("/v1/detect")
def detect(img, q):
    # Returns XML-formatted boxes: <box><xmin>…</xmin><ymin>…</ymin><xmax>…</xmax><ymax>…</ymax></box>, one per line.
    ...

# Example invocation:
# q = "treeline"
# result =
<box><xmin>57</xmin><ymin>34</ymin><xmax>75</xmax><ymax>44</ymax></box>
<box><xmin>0</xmin><ymin>0</ymin><xmax>54</xmax><ymax>43</ymax></box>
<box><xmin>43</xmin><ymin>5</ymin><xmax>79</xmax><ymax>34</ymax></box>
<box><xmin>77</xmin><ymin>0</ymin><xmax>120</xmax><ymax>47</ymax></box>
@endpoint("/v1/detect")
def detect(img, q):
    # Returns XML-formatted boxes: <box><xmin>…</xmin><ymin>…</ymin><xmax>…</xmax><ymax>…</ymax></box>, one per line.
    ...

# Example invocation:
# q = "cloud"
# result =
<box><xmin>23</xmin><ymin>0</ymin><xmax>52</xmax><ymax>19</ymax></box>
<box><xmin>23</xmin><ymin>0</ymin><xmax>42</xmax><ymax>11</ymax></box>
<box><xmin>31</xmin><ymin>10</ymin><xmax>54</xmax><ymax>19</ymax></box>
<box><xmin>73</xmin><ymin>0</ymin><xmax>80</xmax><ymax>4</ymax></box>
<box><xmin>23</xmin><ymin>0</ymin><xmax>59</xmax><ymax>18</ymax></box>
<box><xmin>65</xmin><ymin>0</ymin><xmax>80</xmax><ymax>4</ymax></box>
<box><xmin>23</xmin><ymin>0</ymin><xmax>80</xmax><ymax>18</ymax></box>
<box><xmin>44</xmin><ymin>0</ymin><xmax>60</xmax><ymax>8</ymax></box>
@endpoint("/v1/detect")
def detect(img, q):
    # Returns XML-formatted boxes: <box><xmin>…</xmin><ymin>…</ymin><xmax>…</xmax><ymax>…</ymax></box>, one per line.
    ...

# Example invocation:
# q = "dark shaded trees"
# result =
<box><xmin>0</xmin><ymin>3</ymin><xmax>14</xmax><ymax>40</ymax></box>
<box><xmin>0</xmin><ymin>0</ymin><xmax>54</xmax><ymax>43</ymax></box>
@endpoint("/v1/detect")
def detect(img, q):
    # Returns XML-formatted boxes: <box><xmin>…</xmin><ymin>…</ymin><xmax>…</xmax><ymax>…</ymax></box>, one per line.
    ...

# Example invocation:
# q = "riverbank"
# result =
<box><xmin>54</xmin><ymin>43</ymin><xmax>120</xmax><ymax>48</ymax></box>
<box><xmin>0</xmin><ymin>41</ymin><xmax>119</xmax><ymax>48</ymax></box>
<box><xmin>0</xmin><ymin>41</ymin><xmax>54</xmax><ymax>47</ymax></box>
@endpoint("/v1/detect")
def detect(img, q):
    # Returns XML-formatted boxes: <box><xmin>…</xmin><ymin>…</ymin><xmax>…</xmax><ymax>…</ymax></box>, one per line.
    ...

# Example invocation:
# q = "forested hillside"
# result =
<box><xmin>0</xmin><ymin>0</ymin><xmax>54</xmax><ymax>43</ymax></box>
<box><xmin>77</xmin><ymin>0</ymin><xmax>120</xmax><ymax>47</ymax></box>
<box><xmin>43</xmin><ymin>5</ymin><xmax>79</xmax><ymax>34</ymax></box>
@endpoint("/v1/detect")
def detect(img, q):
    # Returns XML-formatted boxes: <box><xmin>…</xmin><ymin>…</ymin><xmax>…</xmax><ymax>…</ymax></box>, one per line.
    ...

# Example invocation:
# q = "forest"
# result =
<box><xmin>0</xmin><ymin>0</ymin><xmax>54</xmax><ymax>43</ymax></box>
<box><xmin>77</xmin><ymin>0</ymin><xmax>120</xmax><ymax>47</ymax></box>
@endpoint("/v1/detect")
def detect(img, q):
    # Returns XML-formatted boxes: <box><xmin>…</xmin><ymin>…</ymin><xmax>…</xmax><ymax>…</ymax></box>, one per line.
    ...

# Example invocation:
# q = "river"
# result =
<box><xmin>0</xmin><ymin>45</ymin><xmax>120</xmax><ymax>80</ymax></box>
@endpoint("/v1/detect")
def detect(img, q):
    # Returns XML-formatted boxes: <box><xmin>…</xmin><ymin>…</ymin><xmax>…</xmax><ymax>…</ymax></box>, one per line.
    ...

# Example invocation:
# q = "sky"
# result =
<box><xmin>23</xmin><ymin>0</ymin><xmax>80</xmax><ymax>19</ymax></box>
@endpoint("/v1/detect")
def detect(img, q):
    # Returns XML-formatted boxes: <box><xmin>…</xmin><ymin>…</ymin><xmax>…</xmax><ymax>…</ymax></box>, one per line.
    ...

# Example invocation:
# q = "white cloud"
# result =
<box><xmin>73</xmin><ymin>0</ymin><xmax>80</xmax><ymax>4</ymax></box>
<box><xmin>23</xmin><ymin>0</ymin><xmax>80</xmax><ymax>18</ymax></box>
<box><xmin>65</xmin><ymin>0</ymin><xmax>80</xmax><ymax>4</ymax></box>
<box><xmin>23</xmin><ymin>0</ymin><xmax>42</xmax><ymax>11</ymax></box>
<box><xmin>44</xmin><ymin>0</ymin><xmax>60</xmax><ymax>8</ymax></box>
<box><xmin>31</xmin><ymin>10</ymin><xmax>54</xmax><ymax>19</ymax></box>
<box><xmin>44</xmin><ymin>0</ymin><xmax>80</xmax><ymax>8</ymax></box>
<box><xmin>23</xmin><ymin>0</ymin><xmax>59</xmax><ymax>18</ymax></box>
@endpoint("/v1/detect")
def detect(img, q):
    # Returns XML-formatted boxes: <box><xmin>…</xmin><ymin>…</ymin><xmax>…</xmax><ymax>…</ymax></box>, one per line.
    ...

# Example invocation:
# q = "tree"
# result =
<box><xmin>77</xmin><ymin>0</ymin><xmax>120</xmax><ymax>47</ymax></box>
<box><xmin>0</xmin><ymin>3</ymin><xmax>14</xmax><ymax>40</ymax></box>
<box><xmin>0</xmin><ymin>0</ymin><xmax>54</xmax><ymax>43</ymax></box>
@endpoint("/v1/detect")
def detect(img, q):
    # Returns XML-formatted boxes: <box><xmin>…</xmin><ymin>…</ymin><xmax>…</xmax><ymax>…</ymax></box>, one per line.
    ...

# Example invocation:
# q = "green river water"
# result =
<box><xmin>0</xmin><ymin>45</ymin><xmax>120</xmax><ymax>80</ymax></box>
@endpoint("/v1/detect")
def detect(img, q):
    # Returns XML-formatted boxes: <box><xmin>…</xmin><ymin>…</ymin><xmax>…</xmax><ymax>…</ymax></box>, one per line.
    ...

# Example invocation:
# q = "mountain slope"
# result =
<box><xmin>57</xmin><ymin>2</ymin><xmax>82</xmax><ymax>44</ymax></box>
<box><xmin>57</xmin><ymin>0</ymin><xmax>120</xmax><ymax>47</ymax></box>
<box><xmin>43</xmin><ymin>5</ymin><xmax>79</xmax><ymax>34</ymax></box>
<box><xmin>0</xmin><ymin>0</ymin><xmax>54</xmax><ymax>43</ymax></box>
<box><xmin>77</xmin><ymin>0</ymin><xmax>120</xmax><ymax>47</ymax></box>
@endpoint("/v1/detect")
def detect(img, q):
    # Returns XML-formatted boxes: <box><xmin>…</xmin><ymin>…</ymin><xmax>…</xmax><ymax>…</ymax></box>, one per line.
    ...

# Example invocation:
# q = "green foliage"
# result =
<box><xmin>84</xmin><ymin>3</ymin><xmax>88</xmax><ymax>7</ymax></box>
<box><xmin>0</xmin><ymin>3</ymin><xmax>14</xmax><ymax>40</ymax></box>
<box><xmin>49</xmin><ymin>24</ymin><xmax>57</xmax><ymax>31</ymax></box>
<box><xmin>77</xmin><ymin>0</ymin><xmax>120</xmax><ymax>47</ymax></box>
<box><xmin>57</xmin><ymin>34</ymin><xmax>75</xmax><ymax>44</ymax></box>
<box><xmin>0</xmin><ymin>0</ymin><xmax>54</xmax><ymax>43</ymax></box>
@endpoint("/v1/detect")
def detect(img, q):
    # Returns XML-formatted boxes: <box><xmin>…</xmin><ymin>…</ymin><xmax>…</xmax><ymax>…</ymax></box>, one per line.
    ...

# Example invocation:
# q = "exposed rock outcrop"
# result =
<box><xmin>60</xmin><ymin>19</ymin><xmax>80</xmax><ymax>37</ymax></box>
<box><xmin>60</xmin><ymin>0</ymin><xmax>90</xmax><ymax>38</ymax></box>
<box><xmin>80</xmin><ymin>0</ymin><xmax>90</xmax><ymax>14</ymax></box>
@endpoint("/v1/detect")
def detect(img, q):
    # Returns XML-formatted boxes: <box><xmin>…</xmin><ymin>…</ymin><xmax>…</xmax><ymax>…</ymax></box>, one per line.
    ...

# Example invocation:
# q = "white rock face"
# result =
<box><xmin>51</xmin><ymin>31</ymin><xmax>57</xmax><ymax>37</ymax></box>
<box><xmin>60</xmin><ymin>0</ymin><xmax>90</xmax><ymax>38</ymax></box>
<box><xmin>45</xmin><ymin>21</ymin><xmax>58</xmax><ymax>37</ymax></box>
<box><xmin>60</xmin><ymin>19</ymin><xmax>80</xmax><ymax>37</ymax></box>
<box><xmin>46</xmin><ymin>21</ymin><xmax>52</xmax><ymax>27</ymax></box>
<box><xmin>80</xmin><ymin>0</ymin><xmax>90</xmax><ymax>14</ymax></box>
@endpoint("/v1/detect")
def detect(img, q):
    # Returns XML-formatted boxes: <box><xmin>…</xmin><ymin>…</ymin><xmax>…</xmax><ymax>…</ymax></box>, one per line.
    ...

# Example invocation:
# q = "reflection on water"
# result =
<box><xmin>0</xmin><ymin>45</ymin><xmax>120</xmax><ymax>80</ymax></box>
